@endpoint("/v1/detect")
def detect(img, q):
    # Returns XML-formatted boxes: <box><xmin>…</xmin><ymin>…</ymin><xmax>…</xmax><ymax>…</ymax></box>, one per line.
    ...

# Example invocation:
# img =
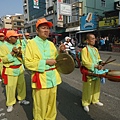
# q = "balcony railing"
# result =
<box><xmin>64</xmin><ymin>21</ymin><xmax>80</xmax><ymax>28</ymax></box>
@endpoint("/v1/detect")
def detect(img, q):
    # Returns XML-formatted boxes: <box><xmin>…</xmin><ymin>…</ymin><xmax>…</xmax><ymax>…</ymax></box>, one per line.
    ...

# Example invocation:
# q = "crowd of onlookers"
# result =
<box><xmin>49</xmin><ymin>34</ymin><xmax>120</xmax><ymax>52</ymax></box>
<box><xmin>94</xmin><ymin>35</ymin><xmax>120</xmax><ymax>51</ymax></box>
<box><xmin>94</xmin><ymin>36</ymin><xmax>111</xmax><ymax>51</ymax></box>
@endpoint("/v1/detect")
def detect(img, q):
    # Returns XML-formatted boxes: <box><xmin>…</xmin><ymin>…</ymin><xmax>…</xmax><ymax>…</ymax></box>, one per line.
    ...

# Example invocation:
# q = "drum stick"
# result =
<box><xmin>103</xmin><ymin>59</ymin><xmax>116</xmax><ymax>65</ymax></box>
<box><xmin>56</xmin><ymin>58</ymin><xmax>67</xmax><ymax>62</ymax></box>
<box><xmin>104</xmin><ymin>56</ymin><xmax>111</xmax><ymax>63</ymax></box>
<box><xmin>100</xmin><ymin>56</ymin><xmax>111</xmax><ymax>66</ymax></box>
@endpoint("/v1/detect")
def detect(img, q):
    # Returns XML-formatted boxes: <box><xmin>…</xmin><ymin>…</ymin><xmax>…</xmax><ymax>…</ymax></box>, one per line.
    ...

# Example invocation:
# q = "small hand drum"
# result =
<box><xmin>106</xmin><ymin>70</ymin><xmax>120</xmax><ymax>82</ymax></box>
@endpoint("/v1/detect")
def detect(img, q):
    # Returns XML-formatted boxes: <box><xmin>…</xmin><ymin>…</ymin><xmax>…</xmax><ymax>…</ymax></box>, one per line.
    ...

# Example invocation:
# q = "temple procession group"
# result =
<box><xmin>0</xmin><ymin>18</ymin><xmax>108</xmax><ymax>120</ymax></box>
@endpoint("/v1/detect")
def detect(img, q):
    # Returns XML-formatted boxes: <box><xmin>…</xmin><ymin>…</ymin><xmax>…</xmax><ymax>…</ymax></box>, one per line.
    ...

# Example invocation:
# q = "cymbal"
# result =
<box><xmin>55</xmin><ymin>53</ymin><xmax>75</xmax><ymax>74</ymax></box>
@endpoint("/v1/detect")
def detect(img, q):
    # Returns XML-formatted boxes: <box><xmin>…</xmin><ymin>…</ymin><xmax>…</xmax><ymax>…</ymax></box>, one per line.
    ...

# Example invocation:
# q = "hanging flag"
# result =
<box><xmin>33</xmin><ymin>0</ymin><xmax>39</xmax><ymax>9</ymax></box>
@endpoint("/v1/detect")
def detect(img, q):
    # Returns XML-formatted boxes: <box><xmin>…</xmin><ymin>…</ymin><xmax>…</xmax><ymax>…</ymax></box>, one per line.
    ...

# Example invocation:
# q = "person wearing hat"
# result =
<box><xmin>0</xmin><ymin>33</ymin><xmax>5</xmax><ymax>81</ymax></box>
<box><xmin>64</xmin><ymin>36</ymin><xmax>72</xmax><ymax>53</ymax></box>
<box><xmin>0</xmin><ymin>30</ymin><xmax>30</xmax><ymax>113</ymax></box>
<box><xmin>25</xmin><ymin>32</ymin><xmax>31</xmax><ymax>42</ymax></box>
<box><xmin>24</xmin><ymin>18</ymin><xmax>63</xmax><ymax>120</ymax></box>
<box><xmin>0</xmin><ymin>33</ymin><xmax>5</xmax><ymax>46</ymax></box>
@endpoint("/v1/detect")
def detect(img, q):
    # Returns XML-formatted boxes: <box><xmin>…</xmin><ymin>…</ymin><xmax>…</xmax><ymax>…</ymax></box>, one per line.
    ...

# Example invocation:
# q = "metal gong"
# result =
<box><xmin>55</xmin><ymin>53</ymin><xmax>75</xmax><ymax>74</ymax></box>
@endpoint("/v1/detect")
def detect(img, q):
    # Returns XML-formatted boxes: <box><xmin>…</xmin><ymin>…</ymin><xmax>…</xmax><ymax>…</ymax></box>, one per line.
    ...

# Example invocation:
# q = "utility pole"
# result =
<box><xmin>53</xmin><ymin>0</ymin><xmax>58</xmax><ymax>45</ymax></box>
<box><xmin>53</xmin><ymin>0</ymin><xmax>56</xmax><ymax>33</ymax></box>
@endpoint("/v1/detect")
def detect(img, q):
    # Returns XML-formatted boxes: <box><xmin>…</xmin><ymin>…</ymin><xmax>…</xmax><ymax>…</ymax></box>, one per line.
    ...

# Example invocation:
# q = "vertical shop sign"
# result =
<box><xmin>57</xmin><ymin>0</ymin><xmax>63</xmax><ymax>27</ymax></box>
<box><xmin>33</xmin><ymin>0</ymin><xmax>39</xmax><ymax>9</ymax></box>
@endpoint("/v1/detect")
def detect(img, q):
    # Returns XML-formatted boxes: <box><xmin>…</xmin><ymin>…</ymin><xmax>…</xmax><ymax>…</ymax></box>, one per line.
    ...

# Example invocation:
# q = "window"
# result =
<box><xmin>5</xmin><ymin>22</ymin><xmax>11</xmax><ymax>24</ymax></box>
<box><xmin>66</xmin><ymin>0</ymin><xmax>70</xmax><ymax>4</ymax></box>
<box><xmin>27</xmin><ymin>27</ymin><xmax>31</xmax><ymax>33</ymax></box>
<box><xmin>67</xmin><ymin>16</ymin><xmax>71</xmax><ymax>23</ymax></box>
<box><xmin>101</xmin><ymin>0</ymin><xmax>106</xmax><ymax>7</ymax></box>
<box><xmin>25</xmin><ymin>9</ymin><xmax>27</xmax><ymax>14</ymax></box>
<box><xmin>18</xmin><ymin>16</ymin><xmax>21</xmax><ymax>19</ymax></box>
<box><xmin>24</xmin><ymin>0</ymin><xmax>26</xmax><ymax>4</ymax></box>
<box><xmin>32</xmin><ymin>25</ymin><xmax>36</xmax><ymax>32</ymax></box>
<box><xmin>17</xmin><ymin>22</ymin><xmax>21</xmax><ymax>26</ymax></box>
<box><xmin>25</xmin><ymin>18</ymin><xmax>28</xmax><ymax>22</ymax></box>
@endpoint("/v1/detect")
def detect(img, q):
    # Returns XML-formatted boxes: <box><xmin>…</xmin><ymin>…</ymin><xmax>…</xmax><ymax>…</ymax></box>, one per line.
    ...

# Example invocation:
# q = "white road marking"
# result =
<box><xmin>1</xmin><ymin>118</ymin><xmax>8</xmax><ymax>120</ymax></box>
<box><xmin>0</xmin><ymin>108</ymin><xmax>4</xmax><ymax>112</ymax></box>
<box><xmin>0</xmin><ymin>113</ymin><xmax>5</xmax><ymax>117</ymax></box>
<box><xmin>102</xmin><ymin>92</ymin><xmax>120</xmax><ymax>101</ymax></box>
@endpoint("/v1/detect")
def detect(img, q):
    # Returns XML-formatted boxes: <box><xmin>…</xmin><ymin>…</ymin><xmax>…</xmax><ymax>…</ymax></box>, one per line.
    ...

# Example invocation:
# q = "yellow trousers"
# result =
<box><xmin>6</xmin><ymin>73</ymin><xmax>26</xmax><ymax>106</ymax></box>
<box><xmin>33</xmin><ymin>86</ymin><xmax>57</xmax><ymax>120</ymax></box>
<box><xmin>0</xmin><ymin>61</ymin><xmax>3</xmax><ymax>75</ymax></box>
<box><xmin>82</xmin><ymin>78</ymin><xmax>100</xmax><ymax>106</ymax></box>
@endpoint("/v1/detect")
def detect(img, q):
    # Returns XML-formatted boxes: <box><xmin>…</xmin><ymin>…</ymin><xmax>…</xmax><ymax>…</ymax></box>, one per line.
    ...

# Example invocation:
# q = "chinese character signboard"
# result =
<box><xmin>99</xmin><ymin>16</ymin><xmax>118</xmax><ymax>28</ymax></box>
<box><xmin>33</xmin><ymin>0</ymin><xmax>39</xmax><ymax>9</ymax></box>
<box><xmin>59</xmin><ymin>3</ymin><xmax>72</xmax><ymax>16</ymax></box>
<box><xmin>57</xmin><ymin>0</ymin><xmax>63</xmax><ymax>27</ymax></box>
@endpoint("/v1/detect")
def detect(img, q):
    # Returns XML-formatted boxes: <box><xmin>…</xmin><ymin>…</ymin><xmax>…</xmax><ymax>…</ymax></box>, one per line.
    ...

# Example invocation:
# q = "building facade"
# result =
<box><xmin>23</xmin><ymin>0</ymin><xmax>116</xmax><ymax>42</ymax></box>
<box><xmin>0</xmin><ymin>18</ymin><xmax>3</xmax><ymax>29</ymax></box>
<box><xmin>1</xmin><ymin>14</ymin><xmax>24</xmax><ymax>30</ymax></box>
<box><xmin>76</xmin><ymin>0</ymin><xmax>115</xmax><ymax>43</ymax></box>
<box><xmin>23</xmin><ymin>0</ymin><xmax>46</xmax><ymax>36</ymax></box>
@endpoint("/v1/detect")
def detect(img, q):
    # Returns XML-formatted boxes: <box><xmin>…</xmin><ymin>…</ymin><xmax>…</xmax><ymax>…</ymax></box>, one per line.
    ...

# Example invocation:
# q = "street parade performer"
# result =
<box><xmin>0</xmin><ymin>30</ymin><xmax>29</xmax><ymax>113</ymax></box>
<box><xmin>24</xmin><ymin>18</ymin><xmax>64</xmax><ymax>120</ymax></box>
<box><xmin>81</xmin><ymin>33</ymin><xmax>108</xmax><ymax>112</ymax></box>
<box><xmin>0</xmin><ymin>33</ymin><xmax>5</xmax><ymax>81</ymax></box>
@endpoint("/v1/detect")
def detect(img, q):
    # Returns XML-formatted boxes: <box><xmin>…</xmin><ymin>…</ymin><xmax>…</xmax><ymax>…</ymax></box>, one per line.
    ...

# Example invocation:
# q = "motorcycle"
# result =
<box><xmin>69</xmin><ymin>46</ymin><xmax>79</xmax><ymax>68</ymax></box>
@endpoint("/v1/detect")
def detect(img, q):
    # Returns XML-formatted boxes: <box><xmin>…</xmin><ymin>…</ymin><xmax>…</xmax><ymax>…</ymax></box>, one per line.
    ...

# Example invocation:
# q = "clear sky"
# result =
<box><xmin>0</xmin><ymin>0</ymin><xmax>23</xmax><ymax>17</ymax></box>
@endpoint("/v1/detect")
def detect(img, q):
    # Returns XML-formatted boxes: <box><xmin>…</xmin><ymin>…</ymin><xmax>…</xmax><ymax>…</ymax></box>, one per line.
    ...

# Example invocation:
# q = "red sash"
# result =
<box><xmin>32</xmin><ymin>67</ymin><xmax>56</xmax><ymax>89</ymax></box>
<box><xmin>80</xmin><ymin>66</ymin><xmax>89</xmax><ymax>82</ymax></box>
<box><xmin>2</xmin><ymin>65</ymin><xmax>21</xmax><ymax>85</ymax></box>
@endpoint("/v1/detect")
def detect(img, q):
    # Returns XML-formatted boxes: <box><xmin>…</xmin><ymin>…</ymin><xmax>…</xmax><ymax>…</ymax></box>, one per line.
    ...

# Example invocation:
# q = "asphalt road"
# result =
<box><xmin>0</xmin><ymin>51</ymin><xmax>120</xmax><ymax>120</ymax></box>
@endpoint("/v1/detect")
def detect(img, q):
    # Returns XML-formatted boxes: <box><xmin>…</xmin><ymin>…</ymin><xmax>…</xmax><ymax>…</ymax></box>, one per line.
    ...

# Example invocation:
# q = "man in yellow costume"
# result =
<box><xmin>0</xmin><ymin>33</ymin><xmax>5</xmax><ymax>46</ymax></box>
<box><xmin>0</xmin><ymin>33</ymin><xmax>5</xmax><ymax>81</ymax></box>
<box><xmin>0</xmin><ymin>30</ymin><xmax>29</xmax><ymax>113</ymax></box>
<box><xmin>24</xmin><ymin>18</ymin><xmax>62</xmax><ymax>120</ymax></box>
<box><xmin>81</xmin><ymin>33</ymin><xmax>108</xmax><ymax>112</ymax></box>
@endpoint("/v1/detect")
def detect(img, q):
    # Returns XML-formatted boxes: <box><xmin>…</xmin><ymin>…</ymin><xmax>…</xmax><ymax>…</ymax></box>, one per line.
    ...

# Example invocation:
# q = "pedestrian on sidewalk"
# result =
<box><xmin>81</xmin><ymin>33</ymin><xmax>107</xmax><ymax>112</ymax></box>
<box><xmin>0</xmin><ymin>30</ymin><xmax>29</xmax><ymax>113</ymax></box>
<box><xmin>24</xmin><ymin>18</ymin><xmax>63</xmax><ymax>120</ymax></box>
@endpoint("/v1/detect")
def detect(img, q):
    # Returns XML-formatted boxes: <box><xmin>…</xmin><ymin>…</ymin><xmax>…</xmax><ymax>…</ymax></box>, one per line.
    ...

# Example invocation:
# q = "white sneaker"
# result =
<box><xmin>95</xmin><ymin>102</ymin><xmax>103</xmax><ymax>106</ymax></box>
<box><xmin>84</xmin><ymin>106</ymin><xmax>89</xmax><ymax>112</ymax></box>
<box><xmin>18</xmin><ymin>100</ymin><xmax>30</xmax><ymax>105</ymax></box>
<box><xmin>7</xmin><ymin>106</ymin><xmax>13</xmax><ymax>112</ymax></box>
<box><xmin>0</xmin><ymin>79</ymin><xmax>2</xmax><ymax>82</ymax></box>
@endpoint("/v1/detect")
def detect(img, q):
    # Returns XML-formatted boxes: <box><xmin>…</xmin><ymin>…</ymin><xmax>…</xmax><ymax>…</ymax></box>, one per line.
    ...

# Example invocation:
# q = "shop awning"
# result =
<box><xmin>76</xmin><ymin>29</ymin><xmax>96</xmax><ymax>34</ymax></box>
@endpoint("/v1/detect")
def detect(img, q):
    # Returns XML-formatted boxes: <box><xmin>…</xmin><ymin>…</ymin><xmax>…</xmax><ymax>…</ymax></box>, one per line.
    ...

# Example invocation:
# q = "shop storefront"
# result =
<box><xmin>98</xmin><ymin>15</ymin><xmax>120</xmax><ymax>52</ymax></box>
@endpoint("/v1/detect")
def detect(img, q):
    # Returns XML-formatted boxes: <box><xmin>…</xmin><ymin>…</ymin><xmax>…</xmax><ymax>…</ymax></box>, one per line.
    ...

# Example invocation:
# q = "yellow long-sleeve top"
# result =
<box><xmin>0</xmin><ymin>41</ymin><xmax>4</xmax><ymax>46</ymax></box>
<box><xmin>24</xmin><ymin>36</ymin><xmax>62</xmax><ymax>89</ymax></box>
<box><xmin>0</xmin><ymin>42</ymin><xmax>24</xmax><ymax>76</ymax></box>
<box><xmin>0</xmin><ymin>41</ymin><xmax>4</xmax><ymax>74</ymax></box>
<box><xmin>81</xmin><ymin>45</ymin><xmax>101</xmax><ymax>72</ymax></box>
